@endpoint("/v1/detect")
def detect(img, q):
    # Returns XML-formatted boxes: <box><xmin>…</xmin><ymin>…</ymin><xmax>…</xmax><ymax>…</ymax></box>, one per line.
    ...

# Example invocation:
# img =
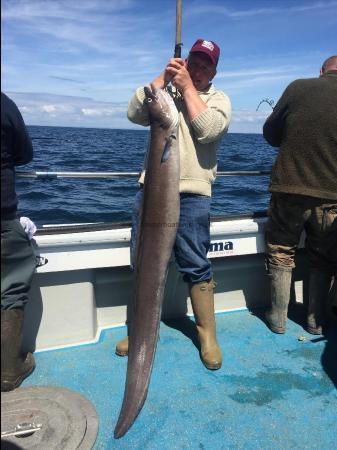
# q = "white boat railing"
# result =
<box><xmin>16</xmin><ymin>170</ymin><xmax>271</xmax><ymax>179</ymax></box>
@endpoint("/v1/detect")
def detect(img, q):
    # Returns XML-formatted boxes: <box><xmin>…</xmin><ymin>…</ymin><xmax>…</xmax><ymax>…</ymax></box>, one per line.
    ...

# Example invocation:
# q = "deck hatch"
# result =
<box><xmin>1</xmin><ymin>386</ymin><xmax>98</xmax><ymax>449</ymax></box>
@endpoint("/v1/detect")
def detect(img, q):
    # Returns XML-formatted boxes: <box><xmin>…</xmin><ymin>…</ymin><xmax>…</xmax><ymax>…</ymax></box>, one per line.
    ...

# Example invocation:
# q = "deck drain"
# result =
<box><xmin>1</xmin><ymin>386</ymin><xmax>98</xmax><ymax>449</ymax></box>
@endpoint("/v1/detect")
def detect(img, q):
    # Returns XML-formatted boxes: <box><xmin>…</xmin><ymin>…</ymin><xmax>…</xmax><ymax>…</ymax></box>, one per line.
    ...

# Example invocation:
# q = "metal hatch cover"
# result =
<box><xmin>1</xmin><ymin>386</ymin><xmax>98</xmax><ymax>449</ymax></box>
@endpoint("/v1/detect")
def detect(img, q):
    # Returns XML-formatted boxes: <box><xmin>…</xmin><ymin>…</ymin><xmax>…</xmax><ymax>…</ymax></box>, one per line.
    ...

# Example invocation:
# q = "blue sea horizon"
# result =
<box><xmin>16</xmin><ymin>126</ymin><xmax>274</xmax><ymax>226</ymax></box>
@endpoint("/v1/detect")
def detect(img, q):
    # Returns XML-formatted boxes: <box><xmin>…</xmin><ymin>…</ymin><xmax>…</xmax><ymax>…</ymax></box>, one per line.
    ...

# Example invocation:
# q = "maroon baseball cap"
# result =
<box><xmin>189</xmin><ymin>39</ymin><xmax>220</xmax><ymax>66</ymax></box>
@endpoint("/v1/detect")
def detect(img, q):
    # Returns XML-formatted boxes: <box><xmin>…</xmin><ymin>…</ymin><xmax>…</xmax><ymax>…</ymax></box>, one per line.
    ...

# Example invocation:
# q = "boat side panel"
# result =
<box><xmin>24</xmin><ymin>219</ymin><xmax>307</xmax><ymax>351</ymax></box>
<box><xmin>24</xmin><ymin>252</ymin><xmax>308</xmax><ymax>352</ymax></box>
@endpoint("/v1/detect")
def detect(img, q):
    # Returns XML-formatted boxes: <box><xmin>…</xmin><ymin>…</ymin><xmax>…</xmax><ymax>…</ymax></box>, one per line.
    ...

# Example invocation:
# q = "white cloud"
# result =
<box><xmin>81</xmin><ymin>107</ymin><xmax>117</xmax><ymax>117</ymax></box>
<box><xmin>41</xmin><ymin>105</ymin><xmax>57</xmax><ymax>113</ymax></box>
<box><xmin>229</xmin><ymin>109</ymin><xmax>270</xmax><ymax>133</ymax></box>
<box><xmin>2</xmin><ymin>0</ymin><xmax>135</xmax><ymax>22</ymax></box>
<box><xmin>217</xmin><ymin>66</ymin><xmax>303</xmax><ymax>79</ymax></box>
<box><xmin>2</xmin><ymin>0</ymin><xmax>164</xmax><ymax>55</ymax></box>
<box><xmin>186</xmin><ymin>0</ymin><xmax>337</xmax><ymax>18</ymax></box>
<box><xmin>81</xmin><ymin>108</ymin><xmax>103</xmax><ymax>116</ymax></box>
<box><xmin>2</xmin><ymin>1</ymin><xmax>334</xmax><ymax>133</ymax></box>
<box><xmin>4</xmin><ymin>90</ymin><xmax>273</xmax><ymax>133</ymax></box>
<box><xmin>232</xmin><ymin>110</ymin><xmax>269</xmax><ymax>123</ymax></box>
<box><xmin>5</xmin><ymin>91</ymin><xmax>131</xmax><ymax>129</ymax></box>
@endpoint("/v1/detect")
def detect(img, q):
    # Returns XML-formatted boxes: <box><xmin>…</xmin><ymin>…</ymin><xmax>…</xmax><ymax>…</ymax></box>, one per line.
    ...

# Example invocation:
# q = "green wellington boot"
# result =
<box><xmin>307</xmin><ymin>269</ymin><xmax>332</xmax><ymax>335</ymax></box>
<box><xmin>189</xmin><ymin>279</ymin><xmax>222</xmax><ymax>370</ymax></box>
<box><xmin>115</xmin><ymin>299</ymin><xmax>133</xmax><ymax>357</ymax></box>
<box><xmin>1</xmin><ymin>308</ymin><xmax>35</xmax><ymax>392</ymax></box>
<box><xmin>331</xmin><ymin>279</ymin><xmax>337</xmax><ymax>317</ymax></box>
<box><xmin>265</xmin><ymin>265</ymin><xmax>292</xmax><ymax>334</ymax></box>
<box><xmin>115</xmin><ymin>335</ymin><xmax>129</xmax><ymax>357</ymax></box>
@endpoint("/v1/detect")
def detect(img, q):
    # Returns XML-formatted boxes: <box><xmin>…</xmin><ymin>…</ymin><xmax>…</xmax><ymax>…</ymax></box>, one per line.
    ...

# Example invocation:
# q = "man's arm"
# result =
<box><xmin>166</xmin><ymin>58</ymin><xmax>208</xmax><ymax>120</ymax></box>
<box><xmin>127</xmin><ymin>67</ymin><xmax>175</xmax><ymax>126</ymax></box>
<box><xmin>190</xmin><ymin>92</ymin><xmax>231</xmax><ymax>144</ymax></box>
<box><xmin>167</xmin><ymin>58</ymin><xmax>231</xmax><ymax>143</ymax></box>
<box><xmin>263</xmin><ymin>83</ymin><xmax>295</xmax><ymax>147</ymax></box>
<box><xmin>127</xmin><ymin>57</ymin><xmax>231</xmax><ymax>140</ymax></box>
<box><xmin>127</xmin><ymin>88</ymin><xmax>151</xmax><ymax>127</ymax></box>
<box><xmin>1</xmin><ymin>93</ymin><xmax>33</xmax><ymax>166</ymax></box>
<box><xmin>13</xmin><ymin>109</ymin><xmax>33</xmax><ymax>166</ymax></box>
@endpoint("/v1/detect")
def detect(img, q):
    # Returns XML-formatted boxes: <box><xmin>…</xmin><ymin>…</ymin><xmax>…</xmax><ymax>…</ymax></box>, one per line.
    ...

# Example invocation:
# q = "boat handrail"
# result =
<box><xmin>35</xmin><ymin>211</ymin><xmax>268</xmax><ymax>235</ymax></box>
<box><xmin>16</xmin><ymin>170</ymin><xmax>270</xmax><ymax>179</ymax></box>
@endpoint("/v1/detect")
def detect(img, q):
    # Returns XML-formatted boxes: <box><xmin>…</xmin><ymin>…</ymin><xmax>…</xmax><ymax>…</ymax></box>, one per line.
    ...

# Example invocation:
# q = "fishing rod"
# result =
<box><xmin>174</xmin><ymin>0</ymin><xmax>183</xmax><ymax>58</ymax></box>
<box><xmin>169</xmin><ymin>0</ymin><xmax>182</xmax><ymax>99</ymax></box>
<box><xmin>16</xmin><ymin>170</ymin><xmax>271</xmax><ymax>179</ymax></box>
<box><xmin>256</xmin><ymin>98</ymin><xmax>275</xmax><ymax>111</ymax></box>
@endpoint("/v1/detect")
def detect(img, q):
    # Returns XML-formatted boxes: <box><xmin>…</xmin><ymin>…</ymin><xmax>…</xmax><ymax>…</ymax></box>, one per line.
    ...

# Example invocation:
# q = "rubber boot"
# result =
<box><xmin>307</xmin><ymin>270</ymin><xmax>331</xmax><ymax>335</ymax></box>
<box><xmin>115</xmin><ymin>335</ymin><xmax>129</xmax><ymax>357</ymax></box>
<box><xmin>189</xmin><ymin>279</ymin><xmax>222</xmax><ymax>370</ymax></box>
<box><xmin>332</xmin><ymin>279</ymin><xmax>337</xmax><ymax>317</ymax></box>
<box><xmin>1</xmin><ymin>309</ymin><xmax>35</xmax><ymax>392</ymax></box>
<box><xmin>115</xmin><ymin>295</ymin><xmax>133</xmax><ymax>357</ymax></box>
<box><xmin>265</xmin><ymin>265</ymin><xmax>292</xmax><ymax>334</ymax></box>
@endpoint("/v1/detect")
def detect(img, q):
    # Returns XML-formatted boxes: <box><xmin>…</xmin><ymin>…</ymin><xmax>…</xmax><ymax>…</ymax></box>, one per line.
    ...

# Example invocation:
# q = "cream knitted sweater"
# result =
<box><xmin>127</xmin><ymin>84</ymin><xmax>231</xmax><ymax>197</ymax></box>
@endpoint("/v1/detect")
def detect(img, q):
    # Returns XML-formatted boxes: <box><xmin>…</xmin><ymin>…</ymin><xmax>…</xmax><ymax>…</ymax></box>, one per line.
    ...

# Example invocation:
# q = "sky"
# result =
<box><xmin>1</xmin><ymin>0</ymin><xmax>337</xmax><ymax>133</ymax></box>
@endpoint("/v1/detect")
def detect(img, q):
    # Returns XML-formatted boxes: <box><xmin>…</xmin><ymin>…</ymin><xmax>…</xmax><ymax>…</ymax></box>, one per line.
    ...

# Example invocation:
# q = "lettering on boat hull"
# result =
<box><xmin>208</xmin><ymin>240</ymin><xmax>235</xmax><ymax>257</ymax></box>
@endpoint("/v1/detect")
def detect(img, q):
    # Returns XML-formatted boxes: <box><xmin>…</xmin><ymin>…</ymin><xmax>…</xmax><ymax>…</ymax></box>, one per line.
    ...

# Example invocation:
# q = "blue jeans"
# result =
<box><xmin>130</xmin><ymin>189</ymin><xmax>212</xmax><ymax>284</ymax></box>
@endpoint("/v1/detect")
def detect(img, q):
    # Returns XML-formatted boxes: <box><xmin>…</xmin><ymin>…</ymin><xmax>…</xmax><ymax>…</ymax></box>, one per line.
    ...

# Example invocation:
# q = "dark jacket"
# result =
<box><xmin>263</xmin><ymin>71</ymin><xmax>337</xmax><ymax>200</ymax></box>
<box><xmin>1</xmin><ymin>92</ymin><xmax>33</xmax><ymax>219</ymax></box>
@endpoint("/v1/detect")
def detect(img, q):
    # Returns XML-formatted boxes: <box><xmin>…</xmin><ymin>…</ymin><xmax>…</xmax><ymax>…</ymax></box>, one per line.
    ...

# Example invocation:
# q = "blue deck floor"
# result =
<box><xmin>23</xmin><ymin>308</ymin><xmax>337</xmax><ymax>449</ymax></box>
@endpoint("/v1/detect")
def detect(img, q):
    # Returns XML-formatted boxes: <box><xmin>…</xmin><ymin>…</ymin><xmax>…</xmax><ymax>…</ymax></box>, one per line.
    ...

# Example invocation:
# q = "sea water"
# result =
<box><xmin>16</xmin><ymin>126</ymin><xmax>276</xmax><ymax>226</ymax></box>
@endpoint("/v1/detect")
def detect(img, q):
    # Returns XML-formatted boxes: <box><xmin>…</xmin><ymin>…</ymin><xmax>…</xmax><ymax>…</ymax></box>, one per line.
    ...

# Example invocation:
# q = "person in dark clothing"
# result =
<box><xmin>1</xmin><ymin>92</ymin><xmax>36</xmax><ymax>391</ymax></box>
<box><xmin>263</xmin><ymin>56</ymin><xmax>337</xmax><ymax>335</ymax></box>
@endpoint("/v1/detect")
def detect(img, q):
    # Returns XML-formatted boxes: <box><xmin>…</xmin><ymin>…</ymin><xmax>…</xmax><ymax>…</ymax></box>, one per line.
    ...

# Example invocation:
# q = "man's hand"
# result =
<box><xmin>148</xmin><ymin>57</ymin><xmax>208</xmax><ymax>121</ymax></box>
<box><xmin>149</xmin><ymin>58</ymin><xmax>194</xmax><ymax>93</ymax></box>
<box><xmin>165</xmin><ymin>58</ymin><xmax>195</xmax><ymax>94</ymax></box>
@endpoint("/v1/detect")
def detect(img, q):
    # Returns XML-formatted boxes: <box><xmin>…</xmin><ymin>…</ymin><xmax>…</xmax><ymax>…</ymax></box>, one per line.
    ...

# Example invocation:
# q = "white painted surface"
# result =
<box><xmin>34</xmin><ymin>217</ymin><xmax>268</xmax><ymax>273</ymax></box>
<box><xmin>23</xmin><ymin>218</ymin><xmax>307</xmax><ymax>351</ymax></box>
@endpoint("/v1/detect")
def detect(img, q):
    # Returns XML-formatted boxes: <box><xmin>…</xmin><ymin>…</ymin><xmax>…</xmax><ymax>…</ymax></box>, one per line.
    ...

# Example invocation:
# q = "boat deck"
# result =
<box><xmin>22</xmin><ymin>308</ymin><xmax>337</xmax><ymax>449</ymax></box>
